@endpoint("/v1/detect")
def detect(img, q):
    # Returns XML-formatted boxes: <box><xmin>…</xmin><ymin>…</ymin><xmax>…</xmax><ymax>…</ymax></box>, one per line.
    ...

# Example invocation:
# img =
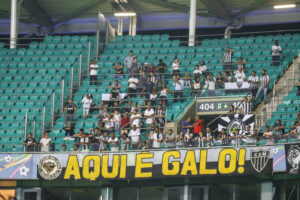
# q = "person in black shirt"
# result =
<box><xmin>157</xmin><ymin>59</ymin><xmax>167</xmax><ymax>83</ymax></box>
<box><xmin>23</xmin><ymin>133</ymin><xmax>37</xmax><ymax>152</ymax></box>
<box><xmin>216</xmin><ymin>72</ymin><xmax>225</xmax><ymax>89</ymax></box>
<box><xmin>272</xmin><ymin>120</ymin><xmax>285</xmax><ymax>141</ymax></box>
<box><xmin>63</xmin><ymin>123</ymin><xmax>74</xmax><ymax>137</ymax></box>
<box><xmin>63</xmin><ymin>98</ymin><xmax>76</xmax><ymax>126</ymax></box>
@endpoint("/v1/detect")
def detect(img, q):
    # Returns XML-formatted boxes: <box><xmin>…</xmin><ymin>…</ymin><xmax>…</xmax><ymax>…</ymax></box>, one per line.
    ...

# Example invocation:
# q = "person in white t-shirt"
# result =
<box><xmin>128</xmin><ymin>75</ymin><xmax>139</xmax><ymax>98</ymax></box>
<box><xmin>204</xmin><ymin>73</ymin><xmax>216</xmax><ymax>97</ymax></box>
<box><xmin>128</xmin><ymin>125</ymin><xmax>141</xmax><ymax>150</ymax></box>
<box><xmin>112</xmin><ymin>110</ymin><xmax>122</xmax><ymax>133</ymax></box>
<box><xmin>144</xmin><ymin>105</ymin><xmax>154</xmax><ymax>130</ymax></box>
<box><xmin>81</xmin><ymin>94</ymin><xmax>93</xmax><ymax>119</ymax></box>
<box><xmin>193</xmin><ymin>65</ymin><xmax>202</xmax><ymax>80</ymax></box>
<box><xmin>108</xmin><ymin>133</ymin><xmax>119</xmax><ymax>152</ymax></box>
<box><xmin>130</xmin><ymin>109</ymin><xmax>142</xmax><ymax>128</ymax></box>
<box><xmin>89</xmin><ymin>60</ymin><xmax>99</xmax><ymax>85</ymax></box>
<box><xmin>199</xmin><ymin>60</ymin><xmax>207</xmax><ymax>75</ymax></box>
<box><xmin>171</xmin><ymin>57</ymin><xmax>180</xmax><ymax>76</ymax></box>
<box><xmin>271</xmin><ymin>40</ymin><xmax>282</xmax><ymax>66</ymax></box>
<box><xmin>234</xmin><ymin>66</ymin><xmax>246</xmax><ymax>90</ymax></box>
<box><xmin>241</xmin><ymin>125</ymin><xmax>256</xmax><ymax>145</ymax></box>
<box><xmin>103</xmin><ymin>114</ymin><xmax>114</xmax><ymax>131</ymax></box>
<box><xmin>151</xmin><ymin>127</ymin><xmax>163</xmax><ymax>149</ymax></box>
<box><xmin>40</xmin><ymin>133</ymin><xmax>51</xmax><ymax>152</ymax></box>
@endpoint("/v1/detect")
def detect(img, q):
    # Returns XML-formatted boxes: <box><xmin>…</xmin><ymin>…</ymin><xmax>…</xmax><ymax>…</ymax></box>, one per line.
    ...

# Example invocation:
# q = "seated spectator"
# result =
<box><xmin>272</xmin><ymin>120</ymin><xmax>286</xmax><ymax>141</ymax></box>
<box><xmin>154</xmin><ymin>105</ymin><xmax>165</xmax><ymax>129</ymax></box>
<box><xmin>120</xmin><ymin>133</ymin><xmax>130</xmax><ymax>151</ymax></box>
<box><xmin>108</xmin><ymin>133</ymin><xmax>119</xmax><ymax>152</ymax></box>
<box><xmin>141</xmin><ymin>141</ymin><xmax>149</xmax><ymax>150</ymax></box>
<box><xmin>39</xmin><ymin>133</ymin><xmax>51</xmax><ymax>152</ymax></box>
<box><xmin>73</xmin><ymin>144</ymin><xmax>80</xmax><ymax>152</ymax></box>
<box><xmin>143</xmin><ymin>77</ymin><xmax>155</xmax><ymax>99</ymax></box>
<box><xmin>79</xmin><ymin>133</ymin><xmax>90</xmax><ymax>152</ymax></box>
<box><xmin>99</xmin><ymin>131</ymin><xmax>109</xmax><ymax>152</ymax></box>
<box><xmin>204</xmin><ymin>73</ymin><xmax>216</xmax><ymax>97</ymax></box>
<box><xmin>271</xmin><ymin>40</ymin><xmax>282</xmax><ymax>66</ymax></box>
<box><xmin>128</xmin><ymin>125</ymin><xmax>141</xmax><ymax>150</ymax></box>
<box><xmin>248</xmin><ymin>71</ymin><xmax>259</xmax><ymax>97</ymax></box>
<box><xmin>144</xmin><ymin>105</ymin><xmax>155</xmax><ymax>130</ymax></box>
<box><xmin>263</xmin><ymin>126</ymin><xmax>274</xmax><ymax>145</ymax></box>
<box><xmin>131</xmin><ymin>102</ymin><xmax>140</xmax><ymax>113</ymax></box>
<box><xmin>63</xmin><ymin>123</ymin><xmax>75</xmax><ymax>138</ymax></box>
<box><xmin>81</xmin><ymin>93</ymin><xmax>93</xmax><ymax>119</ymax></box>
<box><xmin>140</xmin><ymin>62</ymin><xmax>148</xmax><ymax>72</ymax></box>
<box><xmin>182</xmin><ymin>116</ymin><xmax>193</xmax><ymax>135</ymax></box>
<box><xmin>242</xmin><ymin>125</ymin><xmax>256</xmax><ymax>145</ymax></box>
<box><xmin>192</xmin><ymin>77</ymin><xmax>202</xmax><ymax>97</ymax></box>
<box><xmin>173</xmin><ymin>75</ymin><xmax>184</xmax><ymax>103</ymax></box>
<box><xmin>110</xmin><ymin>80</ymin><xmax>122</xmax><ymax>101</ymax></box>
<box><xmin>176</xmin><ymin>131</ymin><xmax>185</xmax><ymax>148</ymax></box>
<box><xmin>95</xmin><ymin>101</ymin><xmax>105</xmax><ymax>119</ymax></box>
<box><xmin>216</xmin><ymin>72</ymin><xmax>225</xmax><ymax>89</ymax></box>
<box><xmin>112</xmin><ymin>62</ymin><xmax>124</xmax><ymax>79</ymax></box>
<box><xmin>231</xmin><ymin>129</ymin><xmax>242</xmax><ymax>146</ymax></box>
<box><xmin>120</xmin><ymin>112</ymin><xmax>130</xmax><ymax>134</ymax></box>
<box><xmin>183</xmin><ymin>72</ymin><xmax>192</xmax><ymax>88</ymax></box>
<box><xmin>288</xmin><ymin>121</ymin><xmax>300</xmax><ymax>140</ymax></box>
<box><xmin>216</xmin><ymin>128</ymin><xmax>229</xmax><ymax>146</ymax></box>
<box><xmin>164</xmin><ymin>129</ymin><xmax>176</xmax><ymax>148</ymax></box>
<box><xmin>228</xmin><ymin>105</ymin><xmax>236</xmax><ymax>114</ymax></box>
<box><xmin>151</xmin><ymin>127</ymin><xmax>163</xmax><ymax>149</ymax></box>
<box><xmin>63</xmin><ymin>98</ymin><xmax>76</xmax><ymax>127</ymax></box>
<box><xmin>193</xmin><ymin>65</ymin><xmax>202</xmax><ymax>80</ymax></box>
<box><xmin>130</xmin><ymin>109</ymin><xmax>142</xmax><ymax>128</ymax></box>
<box><xmin>128</xmin><ymin>75</ymin><xmax>139</xmax><ymax>98</ymax></box>
<box><xmin>159</xmin><ymin>83</ymin><xmax>171</xmax><ymax>106</ymax></box>
<box><xmin>193</xmin><ymin>131</ymin><xmax>204</xmax><ymax>147</ymax></box>
<box><xmin>224</xmin><ymin>71</ymin><xmax>233</xmax><ymax>82</ymax></box>
<box><xmin>234</xmin><ymin>57</ymin><xmax>248</xmax><ymax>70</ymax></box>
<box><xmin>150</xmin><ymin>89</ymin><xmax>157</xmax><ymax>106</ymax></box>
<box><xmin>138</xmin><ymin>71</ymin><xmax>148</xmax><ymax>98</ymax></box>
<box><xmin>157</xmin><ymin>59</ymin><xmax>167</xmax><ymax>82</ymax></box>
<box><xmin>103</xmin><ymin>114</ymin><xmax>114</xmax><ymax>132</ymax></box>
<box><xmin>148</xmin><ymin>64</ymin><xmax>156</xmax><ymax>74</ymax></box>
<box><xmin>23</xmin><ymin>133</ymin><xmax>37</xmax><ymax>152</ymax></box>
<box><xmin>199</xmin><ymin>60</ymin><xmax>207</xmax><ymax>75</ymax></box>
<box><xmin>122</xmin><ymin>101</ymin><xmax>132</xmax><ymax>114</ymax></box>
<box><xmin>73</xmin><ymin>128</ymin><xmax>85</xmax><ymax>142</ymax></box>
<box><xmin>112</xmin><ymin>110</ymin><xmax>122</xmax><ymax>133</ymax></box>
<box><xmin>171</xmin><ymin>57</ymin><xmax>180</xmax><ymax>76</ymax></box>
<box><xmin>184</xmin><ymin>129</ymin><xmax>194</xmax><ymax>147</ymax></box>
<box><xmin>61</xmin><ymin>144</ymin><xmax>67</xmax><ymax>152</ymax></box>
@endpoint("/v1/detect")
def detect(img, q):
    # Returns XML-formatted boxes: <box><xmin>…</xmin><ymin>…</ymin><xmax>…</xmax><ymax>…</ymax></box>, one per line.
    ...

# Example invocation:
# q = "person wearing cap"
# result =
<box><xmin>124</xmin><ymin>50</ymin><xmax>134</xmax><ymax>77</ymax></box>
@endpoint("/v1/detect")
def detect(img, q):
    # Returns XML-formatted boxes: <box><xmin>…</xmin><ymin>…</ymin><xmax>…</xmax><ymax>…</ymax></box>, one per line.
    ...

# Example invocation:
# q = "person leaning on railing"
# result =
<box><xmin>23</xmin><ymin>132</ymin><xmax>37</xmax><ymax>152</ymax></box>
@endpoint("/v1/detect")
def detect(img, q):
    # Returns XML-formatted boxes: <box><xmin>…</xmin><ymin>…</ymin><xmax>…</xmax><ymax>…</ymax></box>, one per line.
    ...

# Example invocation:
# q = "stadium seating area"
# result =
<box><xmin>0</xmin><ymin>35</ymin><xmax>94</xmax><ymax>151</ymax></box>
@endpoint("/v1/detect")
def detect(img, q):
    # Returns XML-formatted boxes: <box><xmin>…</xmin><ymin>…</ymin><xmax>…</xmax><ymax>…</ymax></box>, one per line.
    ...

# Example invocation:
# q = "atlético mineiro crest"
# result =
<box><xmin>287</xmin><ymin>145</ymin><xmax>300</xmax><ymax>174</ymax></box>
<box><xmin>250</xmin><ymin>150</ymin><xmax>270</xmax><ymax>172</ymax></box>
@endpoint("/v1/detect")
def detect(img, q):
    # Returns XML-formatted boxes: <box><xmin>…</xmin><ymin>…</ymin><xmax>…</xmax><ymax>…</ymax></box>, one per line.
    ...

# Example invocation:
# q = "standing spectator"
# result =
<box><xmin>255</xmin><ymin>69</ymin><xmax>270</xmax><ymax>104</ymax></box>
<box><xmin>108</xmin><ymin>133</ymin><xmax>119</xmax><ymax>152</ymax></box>
<box><xmin>240</xmin><ymin>97</ymin><xmax>252</xmax><ymax>114</ymax></box>
<box><xmin>81</xmin><ymin>93</ymin><xmax>93</xmax><ymax>119</ymax></box>
<box><xmin>228</xmin><ymin>105</ymin><xmax>236</xmax><ymax>114</ymax></box>
<box><xmin>192</xmin><ymin>77</ymin><xmax>202</xmax><ymax>97</ymax></box>
<box><xmin>148</xmin><ymin>64</ymin><xmax>156</xmax><ymax>74</ymax></box>
<box><xmin>63</xmin><ymin>98</ymin><xmax>76</xmax><ymax>126</ymax></box>
<box><xmin>124</xmin><ymin>50</ymin><xmax>134</xmax><ymax>77</ymax></box>
<box><xmin>79</xmin><ymin>133</ymin><xmax>90</xmax><ymax>152</ymax></box>
<box><xmin>110</xmin><ymin>80</ymin><xmax>122</xmax><ymax>102</ymax></box>
<box><xmin>138</xmin><ymin>71</ymin><xmax>148</xmax><ymax>98</ymax></box>
<box><xmin>205</xmin><ymin>73</ymin><xmax>216</xmax><ymax>97</ymax></box>
<box><xmin>61</xmin><ymin>144</ymin><xmax>67</xmax><ymax>152</ymax></box>
<box><xmin>112</xmin><ymin>62</ymin><xmax>124</xmax><ymax>79</ymax></box>
<box><xmin>184</xmin><ymin>129</ymin><xmax>194</xmax><ymax>147</ymax></box>
<box><xmin>216</xmin><ymin>128</ymin><xmax>229</xmax><ymax>146</ymax></box>
<box><xmin>89</xmin><ymin>128</ymin><xmax>100</xmax><ymax>151</ymax></box>
<box><xmin>271</xmin><ymin>40</ymin><xmax>282</xmax><ymax>66</ymax></box>
<box><xmin>263</xmin><ymin>126</ymin><xmax>274</xmax><ymax>145</ymax></box>
<box><xmin>193</xmin><ymin>65</ymin><xmax>202</xmax><ymax>80</ymax></box>
<box><xmin>171</xmin><ymin>57</ymin><xmax>180</xmax><ymax>76</ymax></box>
<box><xmin>234</xmin><ymin>57</ymin><xmax>248</xmax><ymax>70</ymax></box>
<box><xmin>224</xmin><ymin>71</ymin><xmax>233</xmax><ymax>83</ymax></box>
<box><xmin>39</xmin><ymin>133</ymin><xmax>51</xmax><ymax>152</ymax></box>
<box><xmin>144</xmin><ymin>105</ymin><xmax>155</xmax><ymax>130</ymax></box>
<box><xmin>199</xmin><ymin>60</ymin><xmax>207</xmax><ymax>75</ymax></box>
<box><xmin>128</xmin><ymin>75</ymin><xmax>139</xmax><ymax>98</ymax></box>
<box><xmin>182</xmin><ymin>116</ymin><xmax>192</xmax><ymax>135</ymax></box>
<box><xmin>130</xmin><ymin>109</ymin><xmax>142</xmax><ymax>128</ymax></box>
<box><xmin>242</xmin><ymin>125</ymin><xmax>256</xmax><ymax>145</ymax></box>
<box><xmin>154</xmin><ymin>105</ymin><xmax>165</xmax><ymax>129</ymax></box>
<box><xmin>176</xmin><ymin>131</ymin><xmax>185</xmax><ymax>148</ymax></box>
<box><xmin>120</xmin><ymin>133</ymin><xmax>130</xmax><ymax>151</ymax></box>
<box><xmin>157</xmin><ymin>59</ymin><xmax>167</xmax><ymax>82</ymax></box>
<box><xmin>113</xmin><ymin>110</ymin><xmax>122</xmax><ymax>133</ymax></box>
<box><xmin>150</xmin><ymin>89</ymin><xmax>158</xmax><ymax>106</ymax></box>
<box><xmin>203</xmin><ymin>127</ymin><xmax>215</xmax><ymax>147</ymax></box>
<box><xmin>216</xmin><ymin>72</ymin><xmax>225</xmax><ymax>89</ymax></box>
<box><xmin>99</xmin><ymin>131</ymin><xmax>109</xmax><ymax>152</ymax></box>
<box><xmin>222</xmin><ymin>47</ymin><xmax>235</xmax><ymax>75</ymax></box>
<box><xmin>183</xmin><ymin>72</ymin><xmax>192</xmax><ymax>88</ymax></box>
<box><xmin>89</xmin><ymin>60</ymin><xmax>99</xmax><ymax>85</ymax></box>
<box><xmin>140</xmin><ymin>62</ymin><xmax>148</xmax><ymax>72</ymax></box>
<box><xmin>151</xmin><ymin>127</ymin><xmax>162</xmax><ymax>149</ymax></box>
<box><xmin>173</xmin><ymin>75</ymin><xmax>184</xmax><ymax>103</ymax></box>
<box><xmin>159</xmin><ymin>83</ymin><xmax>171</xmax><ymax>106</ymax></box>
<box><xmin>128</xmin><ymin>125</ymin><xmax>141</xmax><ymax>150</ymax></box>
<box><xmin>103</xmin><ymin>114</ymin><xmax>114</xmax><ymax>132</ymax></box>
<box><xmin>150</xmin><ymin>72</ymin><xmax>158</xmax><ymax>86</ymax></box>
<box><xmin>120</xmin><ymin>112</ymin><xmax>130</xmax><ymax>135</ymax></box>
<box><xmin>234</xmin><ymin>66</ymin><xmax>246</xmax><ymax>83</ymax></box>
<box><xmin>164</xmin><ymin>129</ymin><xmax>176</xmax><ymax>148</ymax></box>
<box><xmin>248</xmin><ymin>71</ymin><xmax>259</xmax><ymax>97</ymax></box>
<box><xmin>231</xmin><ymin>129</ymin><xmax>242</xmax><ymax>146</ymax></box>
<box><xmin>23</xmin><ymin>133</ymin><xmax>37</xmax><ymax>152</ymax></box>
<box><xmin>131</xmin><ymin>57</ymin><xmax>140</xmax><ymax>75</ymax></box>
<box><xmin>193</xmin><ymin>115</ymin><xmax>203</xmax><ymax>136</ymax></box>
<box><xmin>143</xmin><ymin>77</ymin><xmax>155</xmax><ymax>99</ymax></box>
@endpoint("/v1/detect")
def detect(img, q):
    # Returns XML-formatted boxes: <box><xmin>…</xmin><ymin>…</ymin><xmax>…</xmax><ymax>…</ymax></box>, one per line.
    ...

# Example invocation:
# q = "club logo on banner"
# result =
<box><xmin>250</xmin><ymin>150</ymin><xmax>270</xmax><ymax>172</ymax></box>
<box><xmin>38</xmin><ymin>155</ymin><xmax>62</xmax><ymax>180</ymax></box>
<box><xmin>218</xmin><ymin>114</ymin><xmax>254</xmax><ymax>135</ymax></box>
<box><xmin>285</xmin><ymin>144</ymin><xmax>300</xmax><ymax>174</ymax></box>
